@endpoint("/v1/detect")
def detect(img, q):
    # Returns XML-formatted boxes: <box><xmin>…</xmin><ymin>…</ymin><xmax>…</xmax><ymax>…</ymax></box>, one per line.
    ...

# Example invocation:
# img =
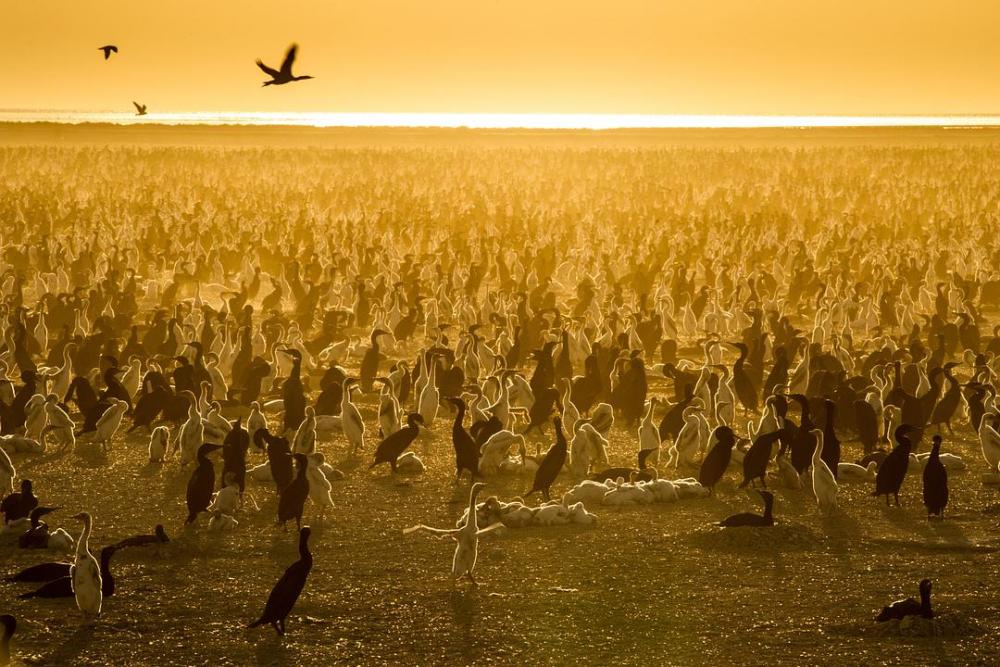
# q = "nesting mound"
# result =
<box><xmin>830</xmin><ymin>613</ymin><xmax>984</xmax><ymax>639</ymax></box>
<box><xmin>687</xmin><ymin>521</ymin><xmax>820</xmax><ymax>552</ymax></box>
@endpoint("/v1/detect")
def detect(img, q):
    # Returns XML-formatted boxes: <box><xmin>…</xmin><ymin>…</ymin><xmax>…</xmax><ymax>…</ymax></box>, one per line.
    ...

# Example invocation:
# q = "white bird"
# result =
<box><xmin>403</xmin><ymin>482</ymin><xmax>502</xmax><ymax>585</ymax></box>
<box><xmin>305</xmin><ymin>453</ymin><xmax>335</xmax><ymax>523</ymax></box>
<box><xmin>208</xmin><ymin>475</ymin><xmax>241</xmax><ymax>515</ymax></box>
<box><xmin>70</xmin><ymin>512</ymin><xmax>102</xmax><ymax>617</ymax></box>
<box><xmin>0</xmin><ymin>445</ymin><xmax>15</xmax><ymax>494</ymax></box>
<box><xmin>247</xmin><ymin>402</ymin><xmax>268</xmax><ymax>452</ymax></box>
<box><xmin>837</xmin><ymin>461</ymin><xmax>877</xmax><ymax>483</ymax></box>
<box><xmin>91</xmin><ymin>399</ymin><xmax>128</xmax><ymax>450</ymax></box>
<box><xmin>978</xmin><ymin>412</ymin><xmax>1000</xmax><ymax>472</ymax></box>
<box><xmin>207</xmin><ymin>511</ymin><xmax>238</xmax><ymax>532</ymax></box>
<box><xmin>417</xmin><ymin>357</ymin><xmax>440</xmax><ymax>427</ymax></box>
<box><xmin>668</xmin><ymin>406</ymin><xmax>702</xmax><ymax>468</ymax></box>
<box><xmin>810</xmin><ymin>430</ymin><xmax>838</xmax><ymax>516</ymax></box>
<box><xmin>176</xmin><ymin>393</ymin><xmax>204</xmax><ymax>465</ymax></box>
<box><xmin>120</xmin><ymin>358</ymin><xmax>143</xmax><ymax>399</ymax></box>
<box><xmin>23</xmin><ymin>394</ymin><xmax>47</xmax><ymax>440</ymax></box>
<box><xmin>637</xmin><ymin>398</ymin><xmax>660</xmax><ymax>465</ymax></box>
<box><xmin>148</xmin><ymin>425</ymin><xmax>169</xmax><ymax>463</ymax></box>
<box><xmin>41</xmin><ymin>394</ymin><xmax>75</xmax><ymax>451</ymax></box>
<box><xmin>292</xmin><ymin>406</ymin><xmax>317</xmax><ymax>455</ymax></box>
<box><xmin>340</xmin><ymin>379</ymin><xmax>365</xmax><ymax>453</ymax></box>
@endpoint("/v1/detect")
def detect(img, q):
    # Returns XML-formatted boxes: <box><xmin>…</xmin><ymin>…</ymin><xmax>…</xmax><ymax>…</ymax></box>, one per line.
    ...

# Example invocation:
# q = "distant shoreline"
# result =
<box><xmin>4</xmin><ymin>121</ymin><xmax>1000</xmax><ymax>147</ymax></box>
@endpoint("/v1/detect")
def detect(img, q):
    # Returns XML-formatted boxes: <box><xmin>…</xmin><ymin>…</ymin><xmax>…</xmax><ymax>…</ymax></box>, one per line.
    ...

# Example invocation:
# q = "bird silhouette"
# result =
<box><xmin>132</xmin><ymin>102</ymin><xmax>148</xmax><ymax>116</ymax></box>
<box><xmin>256</xmin><ymin>44</ymin><xmax>314</xmax><ymax>86</ymax></box>
<box><xmin>98</xmin><ymin>45</ymin><xmax>118</xmax><ymax>60</ymax></box>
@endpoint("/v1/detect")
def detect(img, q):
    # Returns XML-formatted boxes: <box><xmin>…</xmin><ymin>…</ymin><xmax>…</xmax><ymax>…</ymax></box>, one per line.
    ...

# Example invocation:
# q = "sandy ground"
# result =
<box><xmin>2</xmin><ymin>365</ymin><xmax>998</xmax><ymax>667</ymax></box>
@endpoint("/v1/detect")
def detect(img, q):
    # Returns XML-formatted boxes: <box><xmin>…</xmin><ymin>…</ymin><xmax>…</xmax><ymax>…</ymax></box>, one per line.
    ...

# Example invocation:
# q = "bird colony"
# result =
<box><xmin>0</xmin><ymin>138</ymin><xmax>997</xmax><ymax>664</ymax></box>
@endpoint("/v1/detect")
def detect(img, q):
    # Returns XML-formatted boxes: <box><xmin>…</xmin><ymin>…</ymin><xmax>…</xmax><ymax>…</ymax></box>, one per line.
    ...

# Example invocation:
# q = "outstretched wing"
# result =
<box><xmin>279</xmin><ymin>44</ymin><xmax>298</xmax><ymax>77</ymax></box>
<box><xmin>256</xmin><ymin>60</ymin><xmax>280</xmax><ymax>79</ymax></box>
<box><xmin>475</xmin><ymin>522</ymin><xmax>505</xmax><ymax>537</ymax></box>
<box><xmin>132</xmin><ymin>101</ymin><xmax>143</xmax><ymax>113</ymax></box>
<box><xmin>402</xmin><ymin>524</ymin><xmax>458</xmax><ymax>539</ymax></box>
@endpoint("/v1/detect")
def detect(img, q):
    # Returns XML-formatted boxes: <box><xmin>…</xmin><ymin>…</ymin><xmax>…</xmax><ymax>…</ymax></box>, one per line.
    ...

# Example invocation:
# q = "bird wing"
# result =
<box><xmin>279</xmin><ymin>44</ymin><xmax>298</xmax><ymax>77</ymax></box>
<box><xmin>475</xmin><ymin>522</ymin><xmax>505</xmax><ymax>536</ymax></box>
<box><xmin>256</xmin><ymin>60</ymin><xmax>280</xmax><ymax>79</ymax></box>
<box><xmin>402</xmin><ymin>524</ymin><xmax>458</xmax><ymax>539</ymax></box>
<box><xmin>132</xmin><ymin>101</ymin><xmax>143</xmax><ymax>112</ymax></box>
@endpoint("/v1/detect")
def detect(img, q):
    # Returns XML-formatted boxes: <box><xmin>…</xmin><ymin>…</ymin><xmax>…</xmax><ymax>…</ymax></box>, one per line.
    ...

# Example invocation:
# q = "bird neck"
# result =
<box><xmin>76</xmin><ymin>520</ymin><xmax>91</xmax><ymax>559</ymax></box>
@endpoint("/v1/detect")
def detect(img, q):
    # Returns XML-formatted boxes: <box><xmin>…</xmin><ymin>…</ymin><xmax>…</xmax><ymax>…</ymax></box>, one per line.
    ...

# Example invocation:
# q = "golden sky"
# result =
<box><xmin>5</xmin><ymin>0</ymin><xmax>1000</xmax><ymax>115</ymax></box>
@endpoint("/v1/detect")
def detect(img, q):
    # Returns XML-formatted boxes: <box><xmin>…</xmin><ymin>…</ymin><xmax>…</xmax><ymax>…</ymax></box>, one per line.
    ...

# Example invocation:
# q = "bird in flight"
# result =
<box><xmin>132</xmin><ymin>102</ymin><xmax>148</xmax><ymax>116</ymax></box>
<box><xmin>256</xmin><ymin>44</ymin><xmax>314</xmax><ymax>86</ymax></box>
<box><xmin>98</xmin><ymin>45</ymin><xmax>118</xmax><ymax>60</ymax></box>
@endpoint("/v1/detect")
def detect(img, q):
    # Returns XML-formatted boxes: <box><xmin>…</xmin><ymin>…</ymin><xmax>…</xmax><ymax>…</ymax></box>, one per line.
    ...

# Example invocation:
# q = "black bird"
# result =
<box><xmin>719</xmin><ymin>490</ymin><xmax>774</xmax><ymax>527</ymax></box>
<box><xmin>186</xmin><ymin>444</ymin><xmax>222</xmax><ymax>524</ymax></box>
<box><xmin>524</xmin><ymin>416</ymin><xmax>568</xmax><ymax>501</ymax></box>
<box><xmin>256</xmin><ymin>44</ymin><xmax>314</xmax><ymax>86</ymax></box>
<box><xmin>98</xmin><ymin>45</ymin><xmax>118</xmax><ymax>59</ymax></box>
<box><xmin>876</xmin><ymin>579</ymin><xmax>933</xmax><ymax>622</ymax></box>
<box><xmin>447</xmin><ymin>398</ymin><xmax>480</xmax><ymax>482</ymax></box>
<box><xmin>729</xmin><ymin>342</ymin><xmax>758</xmax><ymax>414</ymax></box>
<box><xmin>698</xmin><ymin>425</ymin><xmax>737</xmax><ymax>494</ymax></box>
<box><xmin>277</xmin><ymin>454</ymin><xmax>309</xmax><ymax>530</ymax></box>
<box><xmin>854</xmin><ymin>398</ymin><xmax>879</xmax><ymax>454</ymax></box>
<box><xmin>132</xmin><ymin>101</ymin><xmax>148</xmax><ymax>116</ymax></box>
<box><xmin>248</xmin><ymin>526</ymin><xmax>312</xmax><ymax>636</ymax></box>
<box><xmin>821</xmin><ymin>399</ymin><xmax>840</xmax><ymax>480</ymax></box>
<box><xmin>922</xmin><ymin>435</ymin><xmax>949</xmax><ymax>518</ymax></box>
<box><xmin>589</xmin><ymin>448</ymin><xmax>658</xmax><ymax>483</ymax></box>
<box><xmin>17</xmin><ymin>506</ymin><xmax>60</xmax><ymax>549</ymax></box>
<box><xmin>256</xmin><ymin>428</ymin><xmax>294</xmax><ymax>496</ymax></box>
<box><xmin>280</xmin><ymin>348</ymin><xmax>306</xmax><ymax>433</ymax></box>
<box><xmin>5</xmin><ymin>561</ymin><xmax>73</xmax><ymax>583</ymax></box>
<box><xmin>1</xmin><ymin>479</ymin><xmax>38</xmax><ymax>524</ymax></box>
<box><xmin>114</xmin><ymin>524</ymin><xmax>170</xmax><ymax>549</ymax></box>
<box><xmin>359</xmin><ymin>329</ymin><xmax>388</xmax><ymax>393</ymax></box>
<box><xmin>222</xmin><ymin>418</ymin><xmax>250</xmax><ymax>494</ymax></box>
<box><xmin>739</xmin><ymin>430</ymin><xmax>783</xmax><ymax>489</ymax></box>
<box><xmin>18</xmin><ymin>546</ymin><xmax>117</xmax><ymax>599</ymax></box>
<box><xmin>874</xmin><ymin>425</ymin><xmax>917</xmax><ymax>506</ymax></box>
<box><xmin>0</xmin><ymin>614</ymin><xmax>14</xmax><ymax>666</ymax></box>
<box><xmin>370</xmin><ymin>412</ymin><xmax>423</xmax><ymax>474</ymax></box>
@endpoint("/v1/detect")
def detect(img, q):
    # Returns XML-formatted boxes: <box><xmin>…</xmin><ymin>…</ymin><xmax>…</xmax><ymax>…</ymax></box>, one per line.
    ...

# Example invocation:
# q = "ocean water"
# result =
<box><xmin>2</xmin><ymin>111</ymin><xmax>999</xmax><ymax>130</ymax></box>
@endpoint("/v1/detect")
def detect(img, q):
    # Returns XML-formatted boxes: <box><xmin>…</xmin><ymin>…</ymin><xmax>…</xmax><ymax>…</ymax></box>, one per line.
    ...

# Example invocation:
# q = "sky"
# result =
<box><xmin>4</xmin><ymin>0</ymin><xmax>1000</xmax><ymax>116</ymax></box>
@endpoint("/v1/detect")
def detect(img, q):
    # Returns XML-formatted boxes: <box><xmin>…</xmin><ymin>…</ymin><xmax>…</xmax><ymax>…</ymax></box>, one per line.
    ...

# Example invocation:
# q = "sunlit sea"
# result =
<box><xmin>2</xmin><ymin>111</ymin><xmax>1000</xmax><ymax>130</ymax></box>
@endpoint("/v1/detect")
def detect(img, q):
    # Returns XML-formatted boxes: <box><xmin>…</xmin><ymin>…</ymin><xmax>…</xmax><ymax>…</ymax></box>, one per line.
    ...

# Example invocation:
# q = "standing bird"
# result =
<box><xmin>698</xmin><ymin>425</ymin><xmax>737</xmax><ymax>494</ymax></box>
<box><xmin>447</xmin><ymin>397</ymin><xmax>480</xmax><ymax>482</ymax></box>
<box><xmin>359</xmin><ymin>329</ymin><xmax>388</xmax><ymax>393</ymax></box>
<box><xmin>922</xmin><ymin>435</ymin><xmax>949</xmax><ymax>518</ymax></box>
<box><xmin>370</xmin><ymin>412</ymin><xmax>423</xmax><ymax>474</ymax></box>
<box><xmin>256</xmin><ymin>44</ymin><xmax>314</xmax><ymax>86</ymax></box>
<box><xmin>98</xmin><ymin>45</ymin><xmax>118</xmax><ymax>59</ymax></box>
<box><xmin>524</xmin><ymin>417</ymin><xmax>568</xmax><ymax>501</ymax></box>
<box><xmin>132</xmin><ymin>101</ymin><xmax>147</xmax><ymax>116</ymax></box>
<box><xmin>874</xmin><ymin>425</ymin><xmax>917</xmax><ymax>506</ymax></box>
<box><xmin>0</xmin><ymin>614</ymin><xmax>15</xmax><ymax>665</ymax></box>
<box><xmin>403</xmin><ymin>482</ymin><xmax>502</xmax><ymax>585</ymax></box>
<box><xmin>248</xmin><ymin>526</ymin><xmax>312</xmax><ymax>636</ymax></box>
<box><xmin>810</xmin><ymin>429</ymin><xmax>838</xmax><ymax>516</ymax></box>
<box><xmin>70</xmin><ymin>512</ymin><xmax>102</xmax><ymax>618</ymax></box>
<box><xmin>186</xmin><ymin>444</ymin><xmax>222</xmax><ymax>524</ymax></box>
<box><xmin>277</xmin><ymin>454</ymin><xmax>309</xmax><ymax>530</ymax></box>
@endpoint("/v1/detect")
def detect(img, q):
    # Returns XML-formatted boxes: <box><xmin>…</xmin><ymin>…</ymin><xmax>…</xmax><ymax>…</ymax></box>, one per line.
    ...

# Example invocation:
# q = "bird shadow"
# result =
<box><xmin>43</xmin><ymin>623</ymin><xmax>99</xmax><ymax>664</ymax></box>
<box><xmin>447</xmin><ymin>587</ymin><xmax>482</xmax><ymax>663</ymax></box>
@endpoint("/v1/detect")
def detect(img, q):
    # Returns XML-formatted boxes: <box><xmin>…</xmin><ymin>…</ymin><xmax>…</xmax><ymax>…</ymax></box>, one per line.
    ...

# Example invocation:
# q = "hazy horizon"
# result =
<box><xmin>7</xmin><ymin>1</ymin><xmax>1000</xmax><ymax>117</ymax></box>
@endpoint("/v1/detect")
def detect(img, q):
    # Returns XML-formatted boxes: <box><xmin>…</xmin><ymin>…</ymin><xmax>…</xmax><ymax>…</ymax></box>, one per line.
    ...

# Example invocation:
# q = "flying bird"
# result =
<box><xmin>133</xmin><ymin>102</ymin><xmax>148</xmax><ymax>116</ymax></box>
<box><xmin>98</xmin><ymin>45</ymin><xmax>118</xmax><ymax>60</ymax></box>
<box><xmin>256</xmin><ymin>44</ymin><xmax>314</xmax><ymax>86</ymax></box>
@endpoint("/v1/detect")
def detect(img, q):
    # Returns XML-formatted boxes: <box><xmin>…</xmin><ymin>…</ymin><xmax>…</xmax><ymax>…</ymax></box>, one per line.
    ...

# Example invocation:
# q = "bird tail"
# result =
<box><xmin>18</xmin><ymin>590</ymin><xmax>38</xmax><ymax>600</ymax></box>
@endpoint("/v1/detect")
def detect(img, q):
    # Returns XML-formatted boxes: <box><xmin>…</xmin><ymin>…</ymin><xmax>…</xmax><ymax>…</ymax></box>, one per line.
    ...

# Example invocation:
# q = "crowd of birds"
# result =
<box><xmin>0</xmin><ymin>139</ymin><xmax>998</xmax><ymax>661</ymax></box>
<box><xmin>96</xmin><ymin>41</ymin><xmax>312</xmax><ymax>117</ymax></box>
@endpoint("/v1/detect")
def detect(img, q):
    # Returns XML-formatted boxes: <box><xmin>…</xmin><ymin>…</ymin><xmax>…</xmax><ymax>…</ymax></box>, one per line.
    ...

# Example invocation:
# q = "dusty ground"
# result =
<box><xmin>2</xmin><ymin>364</ymin><xmax>998</xmax><ymax>667</ymax></box>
